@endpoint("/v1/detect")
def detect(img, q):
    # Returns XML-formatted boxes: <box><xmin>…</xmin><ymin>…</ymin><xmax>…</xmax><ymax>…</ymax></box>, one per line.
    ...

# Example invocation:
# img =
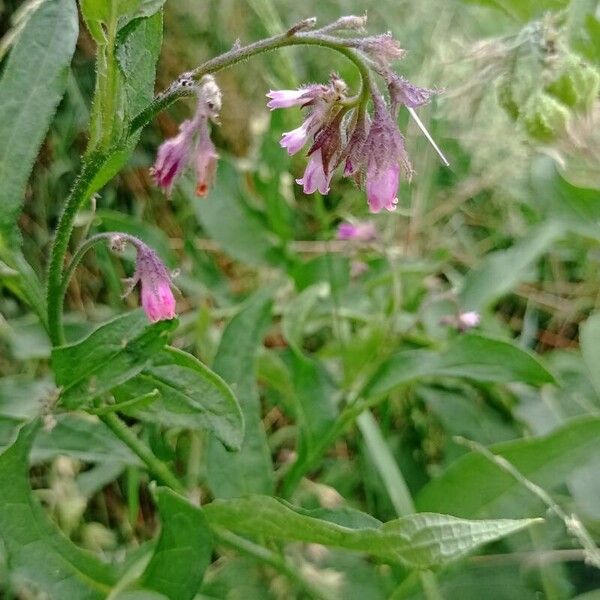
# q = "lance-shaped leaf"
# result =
<box><xmin>365</xmin><ymin>333</ymin><xmax>555</xmax><ymax>399</ymax></box>
<box><xmin>416</xmin><ymin>416</ymin><xmax>600</xmax><ymax>518</ymax></box>
<box><xmin>138</xmin><ymin>488</ymin><xmax>212</xmax><ymax>600</ymax></box>
<box><xmin>0</xmin><ymin>421</ymin><xmax>118</xmax><ymax>598</ymax></box>
<box><xmin>113</xmin><ymin>347</ymin><xmax>244</xmax><ymax>451</ymax></box>
<box><xmin>206</xmin><ymin>290</ymin><xmax>275</xmax><ymax>497</ymax></box>
<box><xmin>52</xmin><ymin>311</ymin><xmax>177</xmax><ymax>409</ymax></box>
<box><xmin>0</xmin><ymin>0</ymin><xmax>78</xmax><ymax>247</ymax></box>
<box><xmin>203</xmin><ymin>495</ymin><xmax>542</xmax><ymax>570</ymax></box>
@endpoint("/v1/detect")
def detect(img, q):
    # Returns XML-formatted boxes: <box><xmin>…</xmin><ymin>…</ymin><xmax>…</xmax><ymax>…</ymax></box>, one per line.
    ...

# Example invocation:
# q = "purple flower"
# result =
<box><xmin>133</xmin><ymin>243</ymin><xmax>177</xmax><ymax>323</ymax></box>
<box><xmin>337</xmin><ymin>221</ymin><xmax>377</xmax><ymax>241</ymax></box>
<box><xmin>267</xmin><ymin>89</ymin><xmax>312</xmax><ymax>109</ymax></box>
<box><xmin>151</xmin><ymin>121</ymin><xmax>195</xmax><ymax>196</ymax></box>
<box><xmin>195</xmin><ymin>120</ymin><xmax>219</xmax><ymax>197</ymax></box>
<box><xmin>366</xmin><ymin>163</ymin><xmax>400</xmax><ymax>213</ymax></box>
<box><xmin>280</xmin><ymin>124</ymin><xmax>309</xmax><ymax>155</ymax></box>
<box><xmin>296</xmin><ymin>149</ymin><xmax>332</xmax><ymax>195</ymax></box>
<box><xmin>347</xmin><ymin>93</ymin><xmax>411</xmax><ymax>213</ymax></box>
<box><xmin>151</xmin><ymin>75</ymin><xmax>221</xmax><ymax>197</ymax></box>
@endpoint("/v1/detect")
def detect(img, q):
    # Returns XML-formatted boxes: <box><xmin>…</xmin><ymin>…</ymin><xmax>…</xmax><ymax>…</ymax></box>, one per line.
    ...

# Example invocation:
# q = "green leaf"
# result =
<box><xmin>203</xmin><ymin>495</ymin><xmax>541</xmax><ymax>569</ymax></box>
<box><xmin>0</xmin><ymin>0</ymin><xmax>78</xmax><ymax>247</ymax></box>
<box><xmin>52</xmin><ymin>311</ymin><xmax>177</xmax><ymax>409</ymax></box>
<box><xmin>460</xmin><ymin>0</ymin><xmax>569</xmax><ymax>22</ymax></box>
<box><xmin>416</xmin><ymin>416</ymin><xmax>600</xmax><ymax>518</ymax></box>
<box><xmin>114</xmin><ymin>347</ymin><xmax>244</xmax><ymax>451</ymax></box>
<box><xmin>0</xmin><ymin>421</ymin><xmax>118</xmax><ymax>598</ymax></box>
<box><xmin>138</xmin><ymin>488</ymin><xmax>212</xmax><ymax>600</ymax></box>
<box><xmin>530</xmin><ymin>157</ymin><xmax>600</xmax><ymax>234</ymax></box>
<box><xmin>191</xmin><ymin>162</ymin><xmax>283</xmax><ymax>267</ymax></box>
<box><xmin>206</xmin><ymin>290</ymin><xmax>275</xmax><ymax>497</ymax></box>
<box><xmin>31</xmin><ymin>414</ymin><xmax>142</xmax><ymax>466</ymax></box>
<box><xmin>459</xmin><ymin>222</ymin><xmax>563</xmax><ymax>312</ymax></box>
<box><xmin>580</xmin><ymin>312</ymin><xmax>600</xmax><ymax>397</ymax></box>
<box><xmin>116</xmin><ymin>10</ymin><xmax>163</xmax><ymax>121</ymax></box>
<box><xmin>365</xmin><ymin>334</ymin><xmax>555</xmax><ymax>399</ymax></box>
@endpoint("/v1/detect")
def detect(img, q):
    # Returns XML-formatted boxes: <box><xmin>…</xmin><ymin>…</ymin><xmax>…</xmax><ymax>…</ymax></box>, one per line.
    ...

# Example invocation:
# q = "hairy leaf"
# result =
<box><xmin>203</xmin><ymin>495</ymin><xmax>541</xmax><ymax>569</ymax></box>
<box><xmin>0</xmin><ymin>422</ymin><xmax>118</xmax><ymax>598</ymax></box>
<box><xmin>0</xmin><ymin>0</ymin><xmax>78</xmax><ymax>247</ymax></box>
<box><xmin>114</xmin><ymin>347</ymin><xmax>244</xmax><ymax>451</ymax></box>
<box><xmin>52</xmin><ymin>311</ymin><xmax>177</xmax><ymax>409</ymax></box>
<box><xmin>206</xmin><ymin>290</ymin><xmax>275</xmax><ymax>497</ymax></box>
<box><xmin>365</xmin><ymin>333</ymin><xmax>555</xmax><ymax>398</ymax></box>
<box><xmin>416</xmin><ymin>416</ymin><xmax>600</xmax><ymax>518</ymax></box>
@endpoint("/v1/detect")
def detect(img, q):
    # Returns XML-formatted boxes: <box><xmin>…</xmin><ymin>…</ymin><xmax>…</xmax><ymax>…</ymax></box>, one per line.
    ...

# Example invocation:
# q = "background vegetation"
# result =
<box><xmin>1</xmin><ymin>0</ymin><xmax>600</xmax><ymax>598</ymax></box>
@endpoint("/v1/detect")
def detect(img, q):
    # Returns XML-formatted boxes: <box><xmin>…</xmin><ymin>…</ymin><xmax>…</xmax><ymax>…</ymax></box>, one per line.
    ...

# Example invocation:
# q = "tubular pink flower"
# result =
<box><xmin>131</xmin><ymin>243</ymin><xmax>177</xmax><ymax>323</ymax></box>
<box><xmin>266</xmin><ymin>89</ymin><xmax>310</xmax><ymax>109</ymax></box>
<box><xmin>141</xmin><ymin>279</ymin><xmax>177</xmax><ymax>322</ymax></box>
<box><xmin>366</xmin><ymin>163</ymin><xmax>400</xmax><ymax>213</ymax></box>
<box><xmin>151</xmin><ymin>75</ymin><xmax>221</xmax><ymax>197</ymax></box>
<box><xmin>337</xmin><ymin>221</ymin><xmax>377</xmax><ymax>241</ymax></box>
<box><xmin>195</xmin><ymin>121</ymin><xmax>219</xmax><ymax>197</ymax></box>
<box><xmin>458</xmin><ymin>311</ymin><xmax>480</xmax><ymax>330</ymax></box>
<box><xmin>150</xmin><ymin>121</ymin><xmax>195</xmax><ymax>195</ymax></box>
<box><xmin>296</xmin><ymin>149</ymin><xmax>332</xmax><ymax>195</ymax></box>
<box><xmin>280</xmin><ymin>124</ymin><xmax>309</xmax><ymax>155</ymax></box>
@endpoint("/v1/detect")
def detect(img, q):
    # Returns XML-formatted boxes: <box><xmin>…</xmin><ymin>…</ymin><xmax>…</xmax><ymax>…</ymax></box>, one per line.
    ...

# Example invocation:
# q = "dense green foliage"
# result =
<box><xmin>1</xmin><ymin>0</ymin><xmax>600</xmax><ymax>598</ymax></box>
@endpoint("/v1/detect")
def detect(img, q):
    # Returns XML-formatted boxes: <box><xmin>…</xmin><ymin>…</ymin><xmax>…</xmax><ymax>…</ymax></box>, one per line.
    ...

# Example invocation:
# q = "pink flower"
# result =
<box><xmin>150</xmin><ymin>121</ymin><xmax>195</xmax><ymax>195</ymax></box>
<box><xmin>122</xmin><ymin>240</ymin><xmax>177</xmax><ymax>323</ymax></box>
<box><xmin>141</xmin><ymin>278</ymin><xmax>177</xmax><ymax>322</ymax></box>
<box><xmin>296</xmin><ymin>149</ymin><xmax>332</xmax><ymax>195</ymax></box>
<box><xmin>151</xmin><ymin>75</ymin><xmax>221</xmax><ymax>197</ymax></box>
<box><xmin>337</xmin><ymin>221</ymin><xmax>377</xmax><ymax>241</ymax></box>
<box><xmin>195</xmin><ymin>121</ymin><xmax>219</xmax><ymax>197</ymax></box>
<box><xmin>366</xmin><ymin>163</ymin><xmax>400</xmax><ymax>213</ymax></box>
<box><xmin>266</xmin><ymin>89</ymin><xmax>311</xmax><ymax>110</ymax></box>
<box><xmin>458</xmin><ymin>311</ymin><xmax>480</xmax><ymax>330</ymax></box>
<box><xmin>266</xmin><ymin>85</ymin><xmax>329</xmax><ymax>110</ymax></box>
<box><xmin>280</xmin><ymin>124</ymin><xmax>309</xmax><ymax>155</ymax></box>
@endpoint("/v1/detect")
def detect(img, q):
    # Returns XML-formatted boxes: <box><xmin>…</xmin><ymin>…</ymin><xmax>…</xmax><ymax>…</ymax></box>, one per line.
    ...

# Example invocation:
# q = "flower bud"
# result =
<box><xmin>521</xmin><ymin>92</ymin><xmax>570</xmax><ymax>142</ymax></box>
<box><xmin>546</xmin><ymin>54</ymin><xmax>600</xmax><ymax>113</ymax></box>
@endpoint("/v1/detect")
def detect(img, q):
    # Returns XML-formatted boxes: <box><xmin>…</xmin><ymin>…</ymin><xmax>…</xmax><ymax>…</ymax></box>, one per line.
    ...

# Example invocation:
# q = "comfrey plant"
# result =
<box><xmin>0</xmin><ymin>3</ymin><xmax>567</xmax><ymax>599</ymax></box>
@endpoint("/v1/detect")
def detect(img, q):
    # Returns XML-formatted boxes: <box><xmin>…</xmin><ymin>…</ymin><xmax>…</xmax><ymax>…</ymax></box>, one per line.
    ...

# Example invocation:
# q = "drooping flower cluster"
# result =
<box><xmin>151</xmin><ymin>75</ymin><xmax>221</xmax><ymax>197</ymax></box>
<box><xmin>111</xmin><ymin>235</ymin><xmax>177</xmax><ymax>323</ymax></box>
<box><xmin>266</xmin><ymin>34</ymin><xmax>440</xmax><ymax>213</ymax></box>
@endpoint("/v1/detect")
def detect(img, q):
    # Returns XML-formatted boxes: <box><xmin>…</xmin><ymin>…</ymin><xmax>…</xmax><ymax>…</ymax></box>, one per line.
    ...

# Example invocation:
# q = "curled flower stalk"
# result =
<box><xmin>47</xmin><ymin>13</ymin><xmax>445</xmax><ymax>345</ymax></box>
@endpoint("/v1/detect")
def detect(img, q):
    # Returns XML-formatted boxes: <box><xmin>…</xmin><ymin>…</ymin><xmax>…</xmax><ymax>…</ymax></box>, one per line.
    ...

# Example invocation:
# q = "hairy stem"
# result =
<box><xmin>100</xmin><ymin>412</ymin><xmax>185</xmax><ymax>493</ymax></box>
<box><xmin>47</xmin><ymin>24</ymin><xmax>372</xmax><ymax>346</ymax></box>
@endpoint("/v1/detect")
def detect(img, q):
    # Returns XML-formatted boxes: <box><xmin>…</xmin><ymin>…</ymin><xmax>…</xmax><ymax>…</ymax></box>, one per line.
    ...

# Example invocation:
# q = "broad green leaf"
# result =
<box><xmin>114</xmin><ymin>347</ymin><xmax>244</xmax><ymax>451</ymax></box>
<box><xmin>0</xmin><ymin>421</ymin><xmax>118</xmax><ymax>598</ymax></box>
<box><xmin>0</xmin><ymin>0</ymin><xmax>78</xmax><ymax>247</ymax></box>
<box><xmin>459</xmin><ymin>222</ymin><xmax>563</xmax><ymax>312</ymax></box>
<box><xmin>206</xmin><ymin>290</ymin><xmax>275</xmax><ymax>497</ymax></box>
<box><xmin>116</xmin><ymin>10</ymin><xmax>163</xmax><ymax>121</ymax></box>
<box><xmin>365</xmin><ymin>334</ymin><xmax>555</xmax><ymax>399</ymax></box>
<box><xmin>203</xmin><ymin>495</ymin><xmax>541</xmax><ymax>569</ymax></box>
<box><xmin>579</xmin><ymin>313</ymin><xmax>600</xmax><ymax>397</ymax></box>
<box><xmin>138</xmin><ymin>488</ymin><xmax>212</xmax><ymax>600</ymax></box>
<box><xmin>52</xmin><ymin>311</ymin><xmax>177</xmax><ymax>409</ymax></box>
<box><xmin>460</xmin><ymin>0</ymin><xmax>569</xmax><ymax>21</ymax></box>
<box><xmin>530</xmin><ymin>157</ymin><xmax>600</xmax><ymax>234</ymax></box>
<box><xmin>416</xmin><ymin>416</ymin><xmax>600</xmax><ymax>518</ymax></box>
<box><xmin>31</xmin><ymin>415</ymin><xmax>142</xmax><ymax>466</ymax></box>
<box><xmin>191</xmin><ymin>162</ymin><xmax>283</xmax><ymax>267</ymax></box>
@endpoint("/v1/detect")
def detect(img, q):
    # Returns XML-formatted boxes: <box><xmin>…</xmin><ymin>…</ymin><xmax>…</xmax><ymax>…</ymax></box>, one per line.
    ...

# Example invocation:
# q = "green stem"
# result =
<box><xmin>214</xmin><ymin>527</ymin><xmax>333</xmax><ymax>600</ymax></box>
<box><xmin>100</xmin><ymin>412</ymin><xmax>185</xmax><ymax>493</ymax></box>
<box><xmin>48</xmin><ymin>26</ymin><xmax>372</xmax><ymax>347</ymax></box>
<box><xmin>47</xmin><ymin>151</ymin><xmax>109</xmax><ymax>345</ymax></box>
